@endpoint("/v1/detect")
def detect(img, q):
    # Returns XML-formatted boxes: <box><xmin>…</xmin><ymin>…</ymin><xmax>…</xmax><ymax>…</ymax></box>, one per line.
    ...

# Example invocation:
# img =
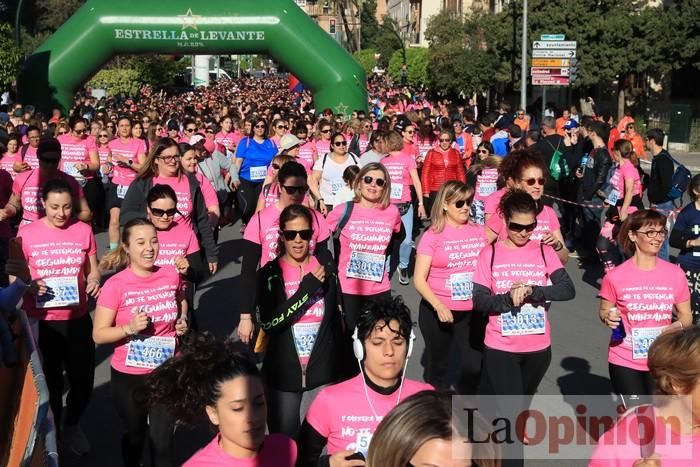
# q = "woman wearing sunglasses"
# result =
<box><xmin>473</xmin><ymin>190</ymin><xmax>575</xmax><ymax>465</ymax></box>
<box><xmin>467</xmin><ymin>142</ymin><xmax>501</xmax><ymax>226</ymax></box>
<box><xmin>255</xmin><ymin>204</ymin><xmax>343</xmax><ymax>438</ymax></box>
<box><xmin>381</xmin><ymin>130</ymin><xmax>426</xmax><ymax>285</ymax></box>
<box><xmin>255</xmin><ymin>154</ymin><xmax>294</xmax><ymax>213</ymax></box>
<box><xmin>234</xmin><ymin>117</ymin><xmax>278</xmax><ymax>226</ymax></box>
<box><xmin>599</xmin><ymin>209</ymin><xmax>691</xmax><ymax>407</ymax></box>
<box><xmin>485</xmin><ymin>149</ymin><xmax>569</xmax><ymax>264</ymax></box>
<box><xmin>238</xmin><ymin>162</ymin><xmax>331</xmax><ymax>345</ymax></box>
<box><xmin>107</xmin><ymin>117</ymin><xmax>147</xmax><ymax>250</ymax></box>
<box><xmin>270</xmin><ymin>118</ymin><xmax>288</xmax><ymax>148</ymax></box>
<box><xmin>420</xmin><ymin>130</ymin><xmax>465</xmax><ymax>214</ymax></box>
<box><xmin>311</xmin><ymin>132</ymin><xmax>359</xmax><ymax>216</ymax></box>
<box><xmin>313</xmin><ymin>119</ymin><xmax>333</xmax><ymax>160</ymax></box>
<box><xmin>120</xmin><ymin>138</ymin><xmax>218</xmax><ymax>275</ymax></box>
<box><xmin>327</xmin><ymin>162</ymin><xmax>402</xmax><ymax>330</ymax></box>
<box><xmin>414</xmin><ymin>181</ymin><xmax>488</xmax><ymax>394</ymax></box>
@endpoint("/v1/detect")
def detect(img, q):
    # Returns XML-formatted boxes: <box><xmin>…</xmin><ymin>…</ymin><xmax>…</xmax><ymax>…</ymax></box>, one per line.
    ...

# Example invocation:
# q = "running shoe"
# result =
<box><xmin>62</xmin><ymin>423</ymin><xmax>91</xmax><ymax>456</ymax></box>
<box><xmin>397</xmin><ymin>267</ymin><xmax>410</xmax><ymax>285</ymax></box>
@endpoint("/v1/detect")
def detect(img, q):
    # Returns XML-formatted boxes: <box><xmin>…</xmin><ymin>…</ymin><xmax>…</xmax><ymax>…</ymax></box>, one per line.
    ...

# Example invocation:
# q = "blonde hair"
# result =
<box><xmin>430</xmin><ymin>181</ymin><xmax>473</xmax><ymax>233</ymax></box>
<box><xmin>383</xmin><ymin>131</ymin><xmax>404</xmax><ymax>153</ymax></box>
<box><xmin>366</xmin><ymin>391</ymin><xmax>500</xmax><ymax>467</ymax></box>
<box><xmin>270</xmin><ymin>154</ymin><xmax>294</xmax><ymax>183</ymax></box>
<box><xmin>353</xmin><ymin>163</ymin><xmax>391</xmax><ymax>208</ymax></box>
<box><xmin>649</xmin><ymin>326</ymin><xmax>700</xmax><ymax>396</ymax></box>
<box><xmin>99</xmin><ymin>219</ymin><xmax>156</xmax><ymax>272</ymax></box>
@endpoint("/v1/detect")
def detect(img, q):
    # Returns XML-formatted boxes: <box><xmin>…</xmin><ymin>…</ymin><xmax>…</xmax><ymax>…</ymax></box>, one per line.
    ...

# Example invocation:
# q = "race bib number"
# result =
<box><xmin>116</xmin><ymin>184</ymin><xmax>128</xmax><ymax>199</ymax></box>
<box><xmin>292</xmin><ymin>322</ymin><xmax>321</xmax><ymax>358</ymax></box>
<box><xmin>390</xmin><ymin>183</ymin><xmax>404</xmax><ymax>200</ymax></box>
<box><xmin>356</xmin><ymin>430</ymin><xmax>372</xmax><ymax>456</ymax></box>
<box><xmin>450</xmin><ymin>272</ymin><xmax>473</xmax><ymax>301</ymax></box>
<box><xmin>35</xmin><ymin>276</ymin><xmax>80</xmax><ymax>308</ymax></box>
<box><xmin>605</xmin><ymin>188</ymin><xmax>620</xmax><ymax>206</ymax></box>
<box><xmin>331</xmin><ymin>179</ymin><xmax>344</xmax><ymax>195</ymax></box>
<box><xmin>346</xmin><ymin>251</ymin><xmax>385</xmax><ymax>282</ymax></box>
<box><xmin>125</xmin><ymin>335</ymin><xmax>176</xmax><ymax>369</ymax></box>
<box><xmin>500</xmin><ymin>304</ymin><xmax>546</xmax><ymax>336</ymax></box>
<box><xmin>477</xmin><ymin>181</ymin><xmax>497</xmax><ymax>197</ymax></box>
<box><xmin>249</xmin><ymin>165</ymin><xmax>267</xmax><ymax>181</ymax></box>
<box><xmin>632</xmin><ymin>327</ymin><xmax>664</xmax><ymax>360</ymax></box>
<box><xmin>64</xmin><ymin>163</ymin><xmax>81</xmax><ymax>177</ymax></box>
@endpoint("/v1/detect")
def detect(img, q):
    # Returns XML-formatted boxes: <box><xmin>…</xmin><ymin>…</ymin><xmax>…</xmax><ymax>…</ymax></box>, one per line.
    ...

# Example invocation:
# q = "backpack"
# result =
<box><xmin>545</xmin><ymin>138</ymin><xmax>569</xmax><ymax>182</ymax></box>
<box><xmin>663</xmin><ymin>152</ymin><xmax>691</xmax><ymax>200</ymax></box>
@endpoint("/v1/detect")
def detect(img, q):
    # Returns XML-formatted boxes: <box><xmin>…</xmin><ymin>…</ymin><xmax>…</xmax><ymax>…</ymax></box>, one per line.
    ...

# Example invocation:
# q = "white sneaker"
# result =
<box><xmin>62</xmin><ymin>424</ymin><xmax>91</xmax><ymax>456</ymax></box>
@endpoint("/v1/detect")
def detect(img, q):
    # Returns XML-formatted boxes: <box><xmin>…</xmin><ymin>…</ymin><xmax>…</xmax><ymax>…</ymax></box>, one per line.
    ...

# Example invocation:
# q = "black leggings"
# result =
<box><xmin>418</xmin><ymin>300</ymin><xmax>485</xmax><ymax>394</ymax></box>
<box><xmin>110</xmin><ymin>368</ymin><xmax>175</xmax><ymax>467</ymax></box>
<box><xmin>82</xmin><ymin>178</ymin><xmax>104</xmax><ymax>228</ymax></box>
<box><xmin>38</xmin><ymin>314</ymin><xmax>95</xmax><ymax>430</ymax></box>
<box><xmin>608</xmin><ymin>363</ymin><xmax>655</xmax><ymax>407</ymax></box>
<box><xmin>341</xmin><ymin>291</ymin><xmax>392</xmax><ymax>330</ymax></box>
<box><xmin>237</xmin><ymin>178</ymin><xmax>263</xmax><ymax>224</ymax></box>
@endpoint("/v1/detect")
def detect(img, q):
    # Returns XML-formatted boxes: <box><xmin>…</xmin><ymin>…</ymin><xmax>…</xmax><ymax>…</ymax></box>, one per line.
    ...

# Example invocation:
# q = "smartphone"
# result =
<box><xmin>345</xmin><ymin>452</ymin><xmax>365</xmax><ymax>461</ymax></box>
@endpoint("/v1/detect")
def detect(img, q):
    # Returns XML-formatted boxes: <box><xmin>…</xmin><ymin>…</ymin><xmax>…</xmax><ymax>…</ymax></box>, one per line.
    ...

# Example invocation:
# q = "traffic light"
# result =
<box><xmin>569</xmin><ymin>57</ymin><xmax>579</xmax><ymax>84</ymax></box>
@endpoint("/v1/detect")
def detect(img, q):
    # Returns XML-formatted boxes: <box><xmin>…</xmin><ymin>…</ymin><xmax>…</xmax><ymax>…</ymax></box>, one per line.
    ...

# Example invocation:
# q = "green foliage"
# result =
<box><xmin>388</xmin><ymin>48</ymin><xmax>428</xmax><ymax>87</ymax></box>
<box><xmin>360</xmin><ymin>0</ymin><xmax>380</xmax><ymax>50</ymax></box>
<box><xmin>122</xmin><ymin>56</ymin><xmax>188</xmax><ymax>87</ymax></box>
<box><xmin>353</xmin><ymin>49</ymin><xmax>378</xmax><ymax>75</ymax></box>
<box><xmin>0</xmin><ymin>22</ymin><xmax>21</xmax><ymax>90</ymax></box>
<box><xmin>87</xmin><ymin>68</ymin><xmax>141</xmax><ymax>97</ymax></box>
<box><xmin>375</xmin><ymin>16</ymin><xmax>404</xmax><ymax>67</ymax></box>
<box><xmin>18</xmin><ymin>0</ymin><xmax>85</xmax><ymax>54</ymax></box>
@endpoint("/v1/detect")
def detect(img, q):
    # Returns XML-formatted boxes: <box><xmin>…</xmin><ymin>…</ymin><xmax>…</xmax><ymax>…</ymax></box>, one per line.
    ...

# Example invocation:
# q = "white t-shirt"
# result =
<box><xmin>359</xmin><ymin>150</ymin><xmax>385</xmax><ymax>167</ymax></box>
<box><xmin>313</xmin><ymin>154</ymin><xmax>358</xmax><ymax>206</ymax></box>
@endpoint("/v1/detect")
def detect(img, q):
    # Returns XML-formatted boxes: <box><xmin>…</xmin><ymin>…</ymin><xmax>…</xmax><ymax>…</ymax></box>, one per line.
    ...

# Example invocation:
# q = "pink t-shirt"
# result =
<box><xmin>381</xmin><ymin>153</ymin><xmax>416</xmax><ymax>204</ymax></box>
<box><xmin>401</xmin><ymin>140</ymin><xmax>419</xmax><ymax>163</ymax></box>
<box><xmin>609</xmin><ymin>160</ymin><xmax>642</xmax><ymax>199</ymax></box>
<box><xmin>194</xmin><ymin>171</ymin><xmax>219</xmax><ymax>210</ymax></box>
<box><xmin>484</xmin><ymin>188</ymin><xmax>507</xmax><ymax>218</ymax></box>
<box><xmin>214</xmin><ymin>131</ymin><xmax>240</xmax><ymax>153</ymax></box>
<box><xmin>22</xmin><ymin>145</ymin><xmax>40</xmax><ymax>170</ymax></box>
<box><xmin>244</xmin><ymin>204</ymin><xmax>331</xmax><ymax>266</ymax></box>
<box><xmin>108</xmin><ymin>138</ymin><xmax>147</xmax><ymax>186</ymax></box>
<box><xmin>184</xmin><ymin>433</ymin><xmax>297</xmax><ymax>467</ymax></box>
<box><xmin>589</xmin><ymin>406</ymin><xmax>699</xmax><ymax>466</ymax></box>
<box><xmin>599</xmin><ymin>258</ymin><xmax>689</xmax><ymax>371</ymax></box>
<box><xmin>12</xmin><ymin>170</ymin><xmax>84</xmax><ymax>226</ymax></box>
<box><xmin>155</xmin><ymin>221</ymin><xmax>200</xmax><ymax>269</ymax></box>
<box><xmin>487</xmin><ymin>204</ymin><xmax>561</xmax><ymax>243</ymax></box>
<box><xmin>305</xmin><ymin>374</ymin><xmax>433</xmax><ymax>455</ymax></box>
<box><xmin>297</xmin><ymin>141</ymin><xmax>317</xmax><ymax>173</ymax></box>
<box><xmin>97</xmin><ymin>266</ymin><xmax>183</xmax><ymax>375</ymax></box>
<box><xmin>315</xmin><ymin>139</ymin><xmax>331</xmax><ymax>157</ymax></box>
<box><xmin>258</xmin><ymin>183</ymin><xmax>280</xmax><ymax>210</ymax></box>
<box><xmin>326</xmin><ymin>203</ymin><xmax>401</xmax><ymax>296</ymax></box>
<box><xmin>152</xmin><ymin>175</ymin><xmax>193</xmax><ymax>224</ymax></box>
<box><xmin>0</xmin><ymin>152</ymin><xmax>21</xmax><ymax>180</ymax></box>
<box><xmin>416</xmin><ymin>223</ymin><xmax>488</xmax><ymax>311</ymax></box>
<box><xmin>57</xmin><ymin>134</ymin><xmax>94</xmax><ymax>180</ymax></box>
<box><xmin>279</xmin><ymin>256</ymin><xmax>325</xmax><ymax>366</ymax></box>
<box><xmin>358</xmin><ymin>135</ymin><xmax>369</xmax><ymax>154</ymax></box>
<box><xmin>19</xmin><ymin>218</ymin><xmax>96</xmax><ymax>321</ymax></box>
<box><xmin>473</xmin><ymin>240</ymin><xmax>563</xmax><ymax>353</ymax></box>
<box><xmin>97</xmin><ymin>146</ymin><xmax>110</xmax><ymax>167</ymax></box>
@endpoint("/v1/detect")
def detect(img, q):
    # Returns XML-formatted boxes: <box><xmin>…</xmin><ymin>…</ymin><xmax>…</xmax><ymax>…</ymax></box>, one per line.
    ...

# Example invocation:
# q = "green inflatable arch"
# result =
<box><xmin>19</xmin><ymin>0</ymin><xmax>367</xmax><ymax>115</ymax></box>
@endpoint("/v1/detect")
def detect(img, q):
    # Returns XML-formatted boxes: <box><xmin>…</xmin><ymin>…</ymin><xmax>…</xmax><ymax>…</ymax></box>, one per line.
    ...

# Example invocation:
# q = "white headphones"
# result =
<box><xmin>352</xmin><ymin>326</ymin><xmax>415</xmax><ymax>361</ymax></box>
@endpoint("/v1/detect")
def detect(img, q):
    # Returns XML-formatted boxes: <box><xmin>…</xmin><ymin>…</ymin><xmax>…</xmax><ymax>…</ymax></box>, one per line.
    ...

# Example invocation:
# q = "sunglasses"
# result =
<box><xmin>507</xmin><ymin>221</ymin><xmax>537</xmax><ymax>233</ymax></box>
<box><xmin>271</xmin><ymin>163</ymin><xmax>282</xmax><ymax>171</ymax></box>
<box><xmin>58</xmin><ymin>131</ymin><xmax>68</xmax><ymax>135</ymax></box>
<box><xmin>478</xmin><ymin>149</ymin><xmax>489</xmax><ymax>154</ymax></box>
<box><xmin>281</xmin><ymin>184</ymin><xmax>309</xmax><ymax>195</ymax></box>
<box><xmin>333</xmin><ymin>141</ymin><xmax>347</xmax><ymax>147</ymax></box>
<box><xmin>439</xmin><ymin>138</ymin><xmax>451</xmax><ymax>143</ymax></box>
<box><xmin>454</xmin><ymin>199</ymin><xmax>468</xmax><ymax>209</ymax></box>
<box><xmin>277</xmin><ymin>125</ymin><xmax>288</xmax><ymax>130</ymax></box>
<box><xmin>522</xmin><ymin>177</ymin><xmax>545</xmax><ymax>186</ymax></box>
<box><xmin>150</xmin><ymin>207</ymin><xmax>178</xmax><ymax>218</ymax></box>
<box><xmin>405</xmin><ymin>130</ymin><xmax>415</xmax><ymax>135</ymax></box>
<box><xmin>98</xmin><ymin>134</ymin><xmax>109</xmax><ymax>138</ymax></box>
<box><xmin>281</xmin><ymin>229</ymin><xmax>313</xmax><ymax>241</ymax></box>
<box><xmin>185</xmin><ymin>128</ymin><xmax>196</xmax><ymax>133</ymax></box>
<box><xmin>321</xmin><ymin>129</ymin><xmax>331</xmax><ymax>133</ymax></box>
<box><xmin>74</xmin><ymin>129</ymin><xmax>85</xmax><ymax>135</ymax></box>
<box><xmin>363</xmin><ymin>175</ymin><xmax>385</xmax><ymax>187</ymax></box>
<box><xmin>254</xmin><ymin>124</ymin><xmax>266</xmax><ymax>129</ymax></box>
<box><xmin>157</xmin><ymin>155</ymin><xmax>181</xmax><ymax>162</ymax></box>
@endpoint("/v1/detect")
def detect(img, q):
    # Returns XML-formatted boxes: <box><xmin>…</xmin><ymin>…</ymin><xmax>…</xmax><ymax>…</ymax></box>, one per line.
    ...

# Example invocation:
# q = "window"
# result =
<box><xmin>323</xmin><ymin>1</ymin><xmax>330</xmax><ymax>14</ymax></box>
<box><xmin>295</xmin><ymin>0</ymin><xmax>307</xmax><ymax>6</ymax></box>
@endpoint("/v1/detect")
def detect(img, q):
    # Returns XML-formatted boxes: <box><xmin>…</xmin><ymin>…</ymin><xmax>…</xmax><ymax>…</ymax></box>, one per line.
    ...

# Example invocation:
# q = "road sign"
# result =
<box><xmin>532</xmin><ymin>58</ymin><xmax>570</xmax><ymax>67</ymax></box>
<box><xmin>533</xmin><ymin>49</ymin><xmax>576</xmax><ymax>58</ymax></box>
<box><xmin>532</xmin><ymin>76</ymin><xmax>570</xmax><ymax>86</ymax></box>
<box><xmin>532</xmin><ymin>41</ymin><xmax>576</xmax><ymax>50</ymax></box>
<box><xmin>540</xmin><ymin>34</ymin><xmax>565</xmax><ymax>41</ymax></box>
<box><xmin>530</xmin><ymin>67</ymin><xmax>570</xmax><ymax>76</ymax></box>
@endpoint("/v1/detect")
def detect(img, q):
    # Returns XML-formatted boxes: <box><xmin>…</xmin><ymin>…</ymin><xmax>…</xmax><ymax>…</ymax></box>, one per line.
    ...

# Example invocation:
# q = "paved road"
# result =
<box><xmin>56</xmin><ymin>217</ymin><xmax>616</xmax><ymax>467</ymax></box>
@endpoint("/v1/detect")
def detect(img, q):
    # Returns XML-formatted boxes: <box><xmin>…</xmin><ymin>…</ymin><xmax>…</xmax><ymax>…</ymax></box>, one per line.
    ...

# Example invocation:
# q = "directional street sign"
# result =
<box><xmin>531</xmin><ymin>58</ymin><xmax>570</xmax><ymax>67</ymax></box>
<box><xmin>533</xmin><ymin>49</ymin><xmax>576</xmax><ymax>58</ymax></box>
<box><xmin>540</xmin><ymin>34</ymin><xmax>565</xmax><ymax>41</ymax></box>
<box><xmin>532</xmin><ymin>41</ymin><xmax>576</xmax><ymax>50</ymax></box>
<box><xmin>530</xmin><ymin>67</ymin><xmax>570</xmax><ymax>76</ymax></box>
<box><xmin>532</xmin><ymin>76</ymin><xmax>570</xmax><ymax>85</ymax></box>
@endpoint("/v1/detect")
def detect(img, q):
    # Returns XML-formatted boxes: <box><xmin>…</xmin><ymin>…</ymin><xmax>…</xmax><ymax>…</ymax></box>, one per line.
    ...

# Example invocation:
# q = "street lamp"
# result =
<box><xmin>520</xmin><ymin>0</ymin><xmax>528</xmax><ymax>110</ymax></box>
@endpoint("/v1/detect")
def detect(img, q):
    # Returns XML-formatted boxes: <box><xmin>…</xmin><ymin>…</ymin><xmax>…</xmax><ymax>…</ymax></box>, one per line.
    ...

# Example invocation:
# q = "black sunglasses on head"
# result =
<box><xmin>281</xmin><ymin>229</ymin><xmax>313</xmax><ymax>241</ymax></box>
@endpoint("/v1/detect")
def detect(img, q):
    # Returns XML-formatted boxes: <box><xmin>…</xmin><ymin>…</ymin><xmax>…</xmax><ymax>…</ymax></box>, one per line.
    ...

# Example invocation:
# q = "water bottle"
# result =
<box><xmin>610</xmin><ymin>307</ymin><xmax>626</xmax><ymax>341</ymax></box>
<box><xmin>579</xmin><ymin>153</ymin><xmax>589</xmax><ymax>170</ymax></box>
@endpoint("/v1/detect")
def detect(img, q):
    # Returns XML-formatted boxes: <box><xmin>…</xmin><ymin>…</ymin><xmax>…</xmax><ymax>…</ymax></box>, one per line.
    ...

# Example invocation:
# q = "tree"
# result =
<box><xmin>0</xmin><ymin>23</ymin><xmax>21</xmax><ymax>91</ymax></box>
<box><xmin>360</xmin><ymin>0</ymin><xmax>380</xmax><ymax>50</ymax></box>
<box><xmin>388</xmin><ymin>48</ymin><xmax>428</xmax><ymax>87</ymax></box>
<box><xmin>87</xmin><ymin>68</ymin><xmax>141</xmax><ymax>97</ymax></box>
<box><xmin>353</xmin><ymin>49</ymin><xmax>378</xmax><ymax>75</ymax></box>
<box><xmin>375</xmin><ymin>16</ymin><xmax>404</xmax><ymax>67</ymax></box>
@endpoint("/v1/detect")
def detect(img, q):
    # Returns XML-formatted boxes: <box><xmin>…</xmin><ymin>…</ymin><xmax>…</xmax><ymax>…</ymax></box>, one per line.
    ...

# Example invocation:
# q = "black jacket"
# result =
<box><xmin>579</xmin><ymin>147</ymin><xmax>613</xmax><ymax>202</ymax></box>
<box><xmin>119</xmin><ymin>173</ymin><xmax>218</xmax><ymax>263</ymax></box>
<box><xmin>256</xmin><ymin>249</ymin><xmax>344</xmax><ymax>392</ymax></box>
<box><xmin>648</xmin><ymin>150</ymin><xmax>674</xmax><ymax>205</ymax></box>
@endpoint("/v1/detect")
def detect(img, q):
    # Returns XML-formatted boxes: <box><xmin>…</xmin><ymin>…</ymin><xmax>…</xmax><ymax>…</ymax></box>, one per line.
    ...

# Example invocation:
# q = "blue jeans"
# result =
<box><xmin>398</xmin><ymin>204</ymin><xmax>414</xmax><ymax>269</ymax></box>
<box><xmin>654</xmin><ymin>200</ymin><xmax>676</xmax><ymax>261</ymax></box>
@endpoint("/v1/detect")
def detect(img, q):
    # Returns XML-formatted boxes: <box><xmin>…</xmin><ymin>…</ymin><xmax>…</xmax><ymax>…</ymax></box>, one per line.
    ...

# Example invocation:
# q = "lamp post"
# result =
<box><xmin>520</xmin><ymin>0</ymin><xmax>528</xmax><ymax>110</ymax></box>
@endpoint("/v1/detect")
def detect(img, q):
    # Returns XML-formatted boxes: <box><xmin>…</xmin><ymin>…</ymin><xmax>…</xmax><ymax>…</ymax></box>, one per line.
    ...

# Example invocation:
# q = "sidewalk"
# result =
<box><xmin>640</xmin><ymin>151</ymin><xmax>700</xmax><ymax>172</ymax></box>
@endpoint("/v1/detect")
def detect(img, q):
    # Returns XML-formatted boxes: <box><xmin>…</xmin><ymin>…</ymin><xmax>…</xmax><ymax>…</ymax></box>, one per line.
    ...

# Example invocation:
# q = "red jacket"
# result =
<box><xmin>421</xmin><ymin>147</ymin><xmax>466</xmax><ymax>194</ymax></box>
